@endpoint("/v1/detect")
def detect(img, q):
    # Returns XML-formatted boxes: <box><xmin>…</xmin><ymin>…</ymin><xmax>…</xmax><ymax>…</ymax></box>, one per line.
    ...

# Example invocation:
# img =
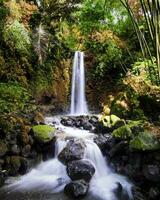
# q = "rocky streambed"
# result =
<box><xmin>0</xmin><ymin>114</ymin><xmax>160</xmax><ymax>200</ymax></box>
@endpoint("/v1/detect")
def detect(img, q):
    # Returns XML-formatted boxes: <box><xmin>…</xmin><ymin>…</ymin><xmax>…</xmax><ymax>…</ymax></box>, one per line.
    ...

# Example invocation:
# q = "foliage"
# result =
<box><xmin>85</xmin><ymin>31</ymin><xmax>124</xmax><ymax>77</ymax></box>
<box><xmin>0</xmin><ymin>82</ymin><xmax>31</xmax><ymax>113</ymax></box>
<box><xmin>120</xmin><ymin>0</ymin><xmax>160</xmax><ymax>85</ymax></box>
<box><xmin>3</xmin><ymin>20</ymin><xmax>31</xmax><ymax>55</ymax></box>
<box><xmin>132</xmin><ymin>58</ymin><xmax>158</xmax><ymax>84</ymax></box>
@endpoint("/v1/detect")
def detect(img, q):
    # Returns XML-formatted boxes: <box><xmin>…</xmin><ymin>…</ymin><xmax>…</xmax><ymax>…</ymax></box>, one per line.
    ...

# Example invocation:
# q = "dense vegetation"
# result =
<box><xmin>0</xmin><ymin>0</ymin><xmax>159</xmax><ymax>130</ymax></box>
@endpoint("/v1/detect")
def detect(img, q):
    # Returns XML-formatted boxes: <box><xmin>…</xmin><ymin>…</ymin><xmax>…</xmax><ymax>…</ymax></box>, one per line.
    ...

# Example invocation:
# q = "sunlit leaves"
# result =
<box><xmin>3</xmin><ymin>20</ymin><xmax>31</xmax><ymax>55</ymax></box>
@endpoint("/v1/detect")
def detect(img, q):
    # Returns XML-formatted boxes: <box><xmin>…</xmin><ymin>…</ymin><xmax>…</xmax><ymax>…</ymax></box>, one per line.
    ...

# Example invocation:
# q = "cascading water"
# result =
<box><xmin>70</xmin><ymin>51</ymin><xmax>88</xmax><ymax>115</ymax></box>
<box><xmin>4</xmin><ymin>117</ymin><xmax>133</xmax><ymax>200</ymax></box>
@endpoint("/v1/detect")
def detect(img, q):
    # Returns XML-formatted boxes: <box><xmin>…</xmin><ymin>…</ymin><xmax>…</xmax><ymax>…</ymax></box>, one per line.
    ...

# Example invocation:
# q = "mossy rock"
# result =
<box><xmin>99</xmin><ymin>115</ymin><xmax>111</xmax><ymax>129</ymax></box>
<box><xmin>127</xmin><ymin>120</ymin><xmax>144</xmax><ymax>134</ymax></box>
<box><xmin>32</xmin><ymin>125</ymin><xmax>56</xmax><ymax>143</ymax></box>
<box><xmin>112</xmin><ymin>125</ymin><xmax>132</xmax><ymax>139</ymax></box>
<box><xmin>99</xmin><ymin>114</ymin><xmax>125</xmax><ymax>131</ymax></box>
<box><xmin>110</xmin><ymin>114</ymin><xmax>125</xmax><ymax>129</ymax></box>
<box><xmin>129</xmin><ymin>131</ymin><xmax>160</xmax><ymax>151</ymax></box>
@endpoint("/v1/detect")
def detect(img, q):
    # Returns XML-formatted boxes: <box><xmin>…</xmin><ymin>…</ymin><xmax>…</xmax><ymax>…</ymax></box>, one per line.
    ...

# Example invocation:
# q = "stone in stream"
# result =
<box><xmin>113</xmin><ymin>182</ymin><xmax>130</xmax><ymax>200</ymax></box>
<box><xmin>67</xmin><ymin>159</ymin><xmax>95</xmax><ymax>182</ymax></box>
<box><xmin>64</xmin><ymin>179</ymin><xmax>89</xmax><ymax>198</ymax></box>
<box><xmin>94</xmin><ymin>134</ymin><xmax>111</xmax><ymax>152</ymax></box>
<box><xmin>58</xmin><ymin>139</ymin><xmax>86</xmax><ymax>165</ymax></box>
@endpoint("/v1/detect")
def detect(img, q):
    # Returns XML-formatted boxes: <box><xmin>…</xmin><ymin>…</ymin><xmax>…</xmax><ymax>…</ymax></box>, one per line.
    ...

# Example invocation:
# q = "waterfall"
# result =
<box><xmin>70</xmin><ymin>51</ymin><xmax>88</xmax><ymax>115</ymax></box>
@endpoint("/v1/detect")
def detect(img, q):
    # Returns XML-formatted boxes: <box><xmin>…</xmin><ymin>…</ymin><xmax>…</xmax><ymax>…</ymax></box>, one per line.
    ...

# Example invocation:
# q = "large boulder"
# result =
<box><xmin>32</xmin><ymin>125</ymin><xmax>56</xmax><ymax>143</ymax></box>
<box><xmin>64</xmin><ymin>179</ymin><xmax>89</xmax><ymax>198</ymax></box>
<box><xmin>58</xmin><ymin>139</ymin><xmax>86</xmax><ymax>165</ymax></box>
<box><xmin>67</xmin><ymin>159</ymin><xmax>95</xmax><ymax>182</ymax></box>
<box><xmin>129</xmin><ymin>131</ymin><xmax>160</xmax><ymax>151</ymax></box>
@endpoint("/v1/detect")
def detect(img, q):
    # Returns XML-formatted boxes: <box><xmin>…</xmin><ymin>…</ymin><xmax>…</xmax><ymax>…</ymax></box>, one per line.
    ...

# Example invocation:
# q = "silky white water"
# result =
<box><xmin>6</xmin><ymin>117</ymin><xmax>133</xmax><ymax>200</ymax></box>
<box><xmin>70</xmin><ymin>51</ymin><xmax>88</xmax><ymax>115</ymax></box>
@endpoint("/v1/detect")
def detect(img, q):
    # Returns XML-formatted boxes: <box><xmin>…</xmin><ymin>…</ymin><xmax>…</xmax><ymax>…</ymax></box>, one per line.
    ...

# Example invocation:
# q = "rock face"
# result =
<box><xmin>58</xmin><ymin>139</ymin><xmax>86</xmax><ymax>165</ymax></box>
<box><xmin>67</xmin><ymin>159</ymin><xmax>95</xmax><ymax>182</ymax></box>
<box><xmin>64</xmin><ymin>179</ymin><xmax>89</xmax><ymax>198</ymax></box>
<box><xmin>32</xmin><ymin>125</ymin><xmax>56</xmax><ymax>143</ymax></box>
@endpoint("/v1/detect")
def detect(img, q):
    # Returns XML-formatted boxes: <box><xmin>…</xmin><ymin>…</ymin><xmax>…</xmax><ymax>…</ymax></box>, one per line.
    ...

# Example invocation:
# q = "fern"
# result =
<box><xmin>33</xmin><ymin>24</ymin><xmax>49</xmax><ymax>65</ymax></box>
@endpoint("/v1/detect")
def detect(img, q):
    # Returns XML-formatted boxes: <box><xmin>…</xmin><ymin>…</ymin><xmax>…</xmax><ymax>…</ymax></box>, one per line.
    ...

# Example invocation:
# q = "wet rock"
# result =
<box><xmin>0</xmin><ymin>141</ymin><xmax>8</xmax><ymax>157</ymax></box>
<box><xmin>58</xmin><ymin>139</ymin><xmax>86</xmax><ymax>165</ymax></box>
<box><xmin>114</xmin><ymin>182</ymin><xmax>130</xmax><ymax>200</ymax></box>
<box><xmin>67</xmin><ymin>159</ymin><xmax>95</xmax><ymax>182</ymax></box>
<box><xmin>89</xmin><ymin>116</ymin><xmax>98</xmax><ymax>126</ymax></box>
<box><xmin>149</xmin><ymin>187</ymin><xmax>160</xmax><ymax>200</ymax></box>
<box><xmin>61</xmin><ymin>118</ymin><xmax>75</xmax><ymax>127</ymax></box>
<box><xmin>64</xmin><ymin>179</ymin><xmax>89</xmax><ymax>198</ymax></box>
<box><xmin>143</xmin><ymin>164</ymin><xmax>160</xmax><ymax>182</ymax></box>
<box><xmin>94</xmin><ymin>134</ymin><xmax>110</xmax><ymax>152</ymax></box>
<box><xmin>83</xmin><ymin>122</ymin><xmax>92</xmax><ymax>130</ymax></box>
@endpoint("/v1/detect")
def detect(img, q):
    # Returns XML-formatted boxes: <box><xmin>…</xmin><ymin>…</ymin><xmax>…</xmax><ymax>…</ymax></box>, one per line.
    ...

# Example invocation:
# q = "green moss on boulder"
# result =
<box><xmin>112</xmin><ymin>125</ymin><xmax>132</xmax><ymax>139</ymax></box>
<box><xmin>32</xmin><ymin>125</ymin><xmax>56</xmax><ymax>143</ymax></box>
<box><xmin>129</xmin><ymin>131</ymin><xmax>160</xmax><ymax>151</ymax></box>
<box><xmin>127</xmin><ymin>120</ymin><xmax>144</xmax><ymax>134</ymax></box>
<box><xmin>99</xmin><ymin>114</ymin><xmax>125</xmax><ymax>130</ymax></box>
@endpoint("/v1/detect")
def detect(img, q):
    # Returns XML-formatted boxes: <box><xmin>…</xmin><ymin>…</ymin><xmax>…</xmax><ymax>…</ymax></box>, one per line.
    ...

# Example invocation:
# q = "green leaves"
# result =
<box><xmin>0</xmin><ymin>82</ymin><xmax>31</xmax><ymax>113</ymax></box>
<box><xmin>3</xmin><ymin>20</ymin><xmax>31</xmax><ymax>55</ymax></box>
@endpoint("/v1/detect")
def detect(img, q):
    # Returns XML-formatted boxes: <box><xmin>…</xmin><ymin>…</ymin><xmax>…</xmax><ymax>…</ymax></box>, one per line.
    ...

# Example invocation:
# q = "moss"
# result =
<box><xmin>129</xmin><ymin>131</ymin><xmax>160</xmax><ymax>151</ymax></box>
<box><xmin>127</xmin><ymin>120</ymin><xmax>144</xmax><ymax>134</ymax></box>
<box><xmin>32</xmin><ymin>125</ymin><xmax>56</xmax><ymax>143</ymax></box>
<box><xmin>99</xmin><ymin>115</ymin><xmax>111</xmax><ymax>128</ymax></box>
<box><xmin>112</xmin><ymin>125</ymin><xmax>132</xmax><ymax>139</ymax></box>
<box><xmin>99</xmin><ymin>114</ymin><xmax>125</xmax><ymax>130</ymax></box>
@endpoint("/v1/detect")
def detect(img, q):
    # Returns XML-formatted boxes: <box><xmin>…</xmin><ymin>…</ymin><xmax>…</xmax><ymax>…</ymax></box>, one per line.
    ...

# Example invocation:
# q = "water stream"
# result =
<box><xmin>2</xmin><ymin>117</ymin><xmax>133</xmax><ymax>200</ymax></box>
